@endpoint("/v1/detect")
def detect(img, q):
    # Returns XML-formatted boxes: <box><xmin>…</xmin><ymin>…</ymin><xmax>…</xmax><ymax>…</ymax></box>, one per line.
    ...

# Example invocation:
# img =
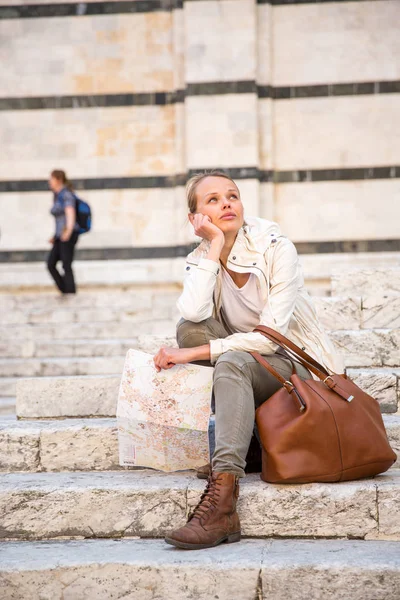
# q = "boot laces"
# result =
<box><xmin>189</xmin><ymin>476</ymin><xmax>221</xmax><ymax>522</ymax></box>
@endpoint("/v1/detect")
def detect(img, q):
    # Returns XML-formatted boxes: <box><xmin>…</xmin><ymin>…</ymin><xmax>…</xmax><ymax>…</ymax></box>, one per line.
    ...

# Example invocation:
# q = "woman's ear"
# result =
<box><xmin>188</xmin><ymin>213</ymin><xmax>195</xmax><ymax>225</ymax></box>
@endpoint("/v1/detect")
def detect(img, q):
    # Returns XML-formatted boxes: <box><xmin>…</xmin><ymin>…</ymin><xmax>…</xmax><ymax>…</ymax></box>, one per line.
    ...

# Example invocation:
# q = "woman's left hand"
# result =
<box><xmin>153</xmin><ymin>347</ymin><xmax>194</xmax><ymax>372</ymax></box>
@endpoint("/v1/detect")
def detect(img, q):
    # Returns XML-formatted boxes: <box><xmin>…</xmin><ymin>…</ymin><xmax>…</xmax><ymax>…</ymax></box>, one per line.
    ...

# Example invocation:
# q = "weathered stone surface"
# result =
<box><xmin>188</xmin><ymin>475</ymin><xmax>392</xmax><ymax>540</ymax></box>
<box><xmin>362</xmin><ymin>294</ymin><xmax>400</xmax><ymax>329</ymax></box>
<box><xmin>377</xmin><ymin>475</ymin><xmax>400</xmax><ymax>539</ymax></box>
<box><xmin>313</xmin><ymin>296</ymin><xmax>361</xmax><ymax>331</ymax></box>
<box><xmin>0</xmin><ymin>538</ymin><xmax>399</xmax><ymax>600</ymax></box>
<box><xmin>0</xmin><ymin>319</ymin><xmax>176</xmax><ymax>341</ymax></box>
<box><xmin>0</xmin><ymin>355</ymin><xmax>125</xmax><ymax>378</ymax></box>
<box><xmin>384</xmin><ymin>416</ymin><xmax>400</xmax><ymax>469</ymax></box>
<box><xmin>1</xmin><ymin>471</ymin><xmax>398</xmax><ymax>541</ymax></box>
<box><xmin>347</xmin><ymin>369</ymin><xmax>398</xmax><ymax>413</ymax></box>
<box><xmin>2</xmin><ymin>416</ymin><xmax>399</xmax><ymax>473</ymax></box>
<box><xmin>0</xmin><ymin>378</ymin><xmax>18</xmax><ymax>398</ymax></box>
<box><xmin>0</xmin><ymin>418</ymin><xmax>118</xmax><ymax>472</ymax></box>
<box><xmin>16</xmin><ymin>376</ymin><xmax>120</xmax><ymax>418</ymax></box>
<box><xmin>0</xmin><ymin>472</ymin><xmax>187</xmax><ymax>541</ymax></box>
<box><xmin>0</xmin><ymin>398</ymin><xmax>15</xmax><ymax>417</ymax></box>
<box><xmin>332</xmin><ymin>268</ymin><xmax>400</xmax><ymax>296</ymax></box>
<box><xmin>331</xmin><ymin>330</ymin><xmax>400</xmax><ymax>368</ymax></box>
<box><xmin>136</xmin><ymin>334</ymin><xmax>177</xmax><ymax>354</ymax></box>
<box><xmin>0</xmin><ymin>418</ymin><xmax>40</xmax><ymax>471</ymax></box>
<box><xmin>39</xmin><ymin>419</ymin><xmax>120</xmax><ymax>472</ymax></box>
<box><xmin>260</xmin><ymin>539</ymin><xmax>400</xmax><ymax>600</ymax></box>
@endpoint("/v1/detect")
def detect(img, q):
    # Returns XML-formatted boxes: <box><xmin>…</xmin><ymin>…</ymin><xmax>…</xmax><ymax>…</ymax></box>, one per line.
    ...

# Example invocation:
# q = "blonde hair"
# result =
<box><xmin>186</xmin><ymin>171</ymin><xmax>237</xmax><ymax>214</ymax></box>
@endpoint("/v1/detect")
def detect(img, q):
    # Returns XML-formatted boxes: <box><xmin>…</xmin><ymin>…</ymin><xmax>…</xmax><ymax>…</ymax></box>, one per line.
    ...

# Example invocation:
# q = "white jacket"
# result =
<box><xmin>177</xmin><ymin>216</ymin><xmax>343</xmax><ymax>374</ymax></box>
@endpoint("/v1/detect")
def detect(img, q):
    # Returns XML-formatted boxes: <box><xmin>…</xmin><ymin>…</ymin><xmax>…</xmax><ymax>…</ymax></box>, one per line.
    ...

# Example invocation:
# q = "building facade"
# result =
<box><xmin>1</xmin><ymin>0</ymin><xmax>399</xmax><ymax>291</ymax></box>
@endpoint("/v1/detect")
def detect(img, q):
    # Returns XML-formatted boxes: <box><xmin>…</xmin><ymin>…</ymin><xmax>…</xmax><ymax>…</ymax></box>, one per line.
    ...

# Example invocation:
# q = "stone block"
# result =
<box><xmin>272</xmin><ymin>1</ymin><xmax>400</xmax><ymax>86</ymax></box>
<box><xmin>185</xmin><ymin>94</ymin><xmax>258</xmax><ymax>169</ymax></box>
<box><xmin>313</xmin><ymin>296</ymin><xmax>361</xmax><ymax>331</ymax></box>
<box><xmin>16</xmin><ymin>376</ymin><xmax>120</xmax><ymax>418</ymax></box>
<box><xmin>384</xmin><ymin>416</ymin><xmax>400</xmax><ymax>469</ymax></box>
<box><xmin>1</xmin><ymin>538</ymin><xmax>399</xmax><ymax>600</ymax></box>
<box><xmin>185</xmin><ymin>0</ymin><xmax>256</xmax><ymax>83</ymax></box>
<box><xmin>0</xmin><ymin>419</ymin><xmax>40</xmax><ymax>471</ymax></box>
<box><xmin>39</xmin><ymin>420</ymin><xmax>120</xmax><ymax>472</ymax></box>
<box><xmin>0</xmin><ymin>472</ymin><xmax>399</xmax><ymax>542</ymax></box>
<box><xmin>273</xmin><ymin>95</ymin><xmax>400</xmax><ymax>171</ymax></box>
<box><xmin>0</xmin><ymin>319</ymin><xmax>176</xmax><ymax>341</ymax></box>
<box><xmin>0</xmin><ymin>356</ymin><xmax>125</xmax><ymax>378</ymax></box>
<box><xmin>0</xmin><ymin>472</ymin><xmax>187</xmax><ymax>541</ymax></box>
<box><xmin>0</xmin><ymin>105</ymin><xmax>177</xmax><ymax>181</ymax></box>
<box><xmin>332</xmin><ymin>269</ymin><xmax>400</xmax><ymax>297</ymax></box>
<box><xmin>0</xmin><ymin>378</ymin><xmax>18</xmax><ymax>398</ymax></box>
<box><xmin>188</xmin><ymin>475</ymin><xmax>380</xmax><ymax>540</ymax></box>
<box><xmin>331</xmin><ymin>330</ymin><xmax>400</xmax><ymax>368</ymax></box>
<box><xmin>260</xmin><ymin>539</ymin><xmax>400</xmax><ymax>600</ymax></box>
<box><xmin>346</xmin><ymin>369</ymin><xmax>398</xmax><ymax>413</ymax></box>
<box><xmin>275</xmin><ymin>179</ymin><xmax>400</xmax><ymax>244</ymax></box>
<box><xmin>378</xmin><ymin>475</ymin><xmax>400</xmax><ymax>539</ymax></box>
<box><xmin>0</xmin><ymin>539</ymin><xmax>263</xmax><ymax>600</ymax></box>
<box><xmin>0</xmin><ymin>12</ymin><xmax>176</xmax><ymax>98</ymax></box>
<box><xmin>362</xmin><ymin>295</ymin><xmax>400</xmax><ymax>329</ymax></box>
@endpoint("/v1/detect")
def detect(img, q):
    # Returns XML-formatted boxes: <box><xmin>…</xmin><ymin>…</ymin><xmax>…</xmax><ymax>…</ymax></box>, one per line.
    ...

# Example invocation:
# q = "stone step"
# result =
<box><xmin>15</xmin><ymin>366</ymin><xmax>400</xmax><ymax>419</ymax></box>
<box><xmin>0</xmin><ymin>286</ymin><xmax>180</xmax><ymax>312</ymax></box>
<box><xmin>0</xmin><ymin>398</ymin><xmax>15</xmax><ymax>416</ymax></box>
<box><xmin>346</xmin><ymin>368</ymin><xmax>400</xmax><ymax>414</ymax></box>
<box><xmin>332</xmin><ymin>329</ymin><xmax>400</xmax><ymax>368</ymax></box>
<box><xmin>0</xmin><ymin>470</ymin><xmax>399</xmax><ymax>541</ymax></box>
<box><xmin>0</xmin><ymin>356</ymin><xmax>127</xmax><ymax>378</ymax></box>
<box><xmin>16</xmin><ymin>375</ymin><xmax>121</xmax><ymax>418</ymax></box>
<box><xmin>0</xmin><ymin>303</ymin><xmax>180</xmax><ymax>326</ymax></box>
<box><xmin>332</xmin><ymin>268</ymin><xmax>400</xmax><ymax>296</ymax></box>
<box><xmin>1</xmin><ymin>415</ymin><xmax>399</xmax><ymax>473</ymax></box>
<box><xmin>2</xmin><ymin>294</ymin><xmax>398</xmax><ymax>331</ymax></box>
<box><xmin>0</xmin><ymin>320</ymin><xmax>176</xmax><ymax>341</ymax></box>
<box><xmin>0</xmin><ymin>338</ymin><xmax>141</xmax><ymax>359</ymax></box>
<box><xmin>0</xmin><ymin>378</ymin><xmax>18</xmax><ymax>398</ymax></box>
<box><xmin>1</xmin><ymin>538</ymin><xmax>399</xmax><ymax>600</ymax></box>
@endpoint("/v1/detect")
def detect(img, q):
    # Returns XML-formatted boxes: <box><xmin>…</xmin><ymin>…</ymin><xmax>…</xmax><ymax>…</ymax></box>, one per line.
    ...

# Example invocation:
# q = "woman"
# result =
<box><xmin>47</xmin><ymin>169</ymin><xmax>80</xmax><ymax>294</ymax></box>
<box><xmin>153</xmin><ymin>171</ymin><xmax>342</xmax><ymax>550</ymax></box>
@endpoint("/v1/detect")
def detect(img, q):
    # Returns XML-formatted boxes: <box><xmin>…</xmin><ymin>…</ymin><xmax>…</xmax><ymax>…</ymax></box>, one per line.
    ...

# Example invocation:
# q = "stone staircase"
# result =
<box><xmin>0</xmin><ymin>270</ymin><xmax>399</xmax><ymax>598</ymax></box>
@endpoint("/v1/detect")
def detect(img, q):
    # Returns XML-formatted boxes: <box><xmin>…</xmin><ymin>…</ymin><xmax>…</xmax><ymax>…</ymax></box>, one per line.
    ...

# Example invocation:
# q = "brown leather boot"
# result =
<box><xmin>165</xmin><ymin>472</ymin><xmax>241</xmax><ymax>550</ymax></box>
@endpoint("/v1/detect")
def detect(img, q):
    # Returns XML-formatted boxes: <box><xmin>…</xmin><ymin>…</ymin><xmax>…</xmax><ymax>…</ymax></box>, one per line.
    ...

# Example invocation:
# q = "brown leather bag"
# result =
<box><xmin>252</xmin><ymin>325</ymin><xmax>397</xmax><ymax>484</ymax></box>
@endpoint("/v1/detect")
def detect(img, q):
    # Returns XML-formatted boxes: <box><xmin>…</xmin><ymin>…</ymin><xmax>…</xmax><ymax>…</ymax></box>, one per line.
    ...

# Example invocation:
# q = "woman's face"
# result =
<box><xmin>191</xmin><ymin>176</ymin><xmax>244</xmax><ymax>234</ymax></box>
<box><xmin>49</xmin><ymin>175</ymin><xmax>62</xmax><ymax>193</ymax></box>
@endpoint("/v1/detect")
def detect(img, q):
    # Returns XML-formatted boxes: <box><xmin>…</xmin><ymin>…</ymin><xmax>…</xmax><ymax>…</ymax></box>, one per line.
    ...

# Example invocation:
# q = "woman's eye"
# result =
<box><xmin>208</xmin><ymin>198</ymin><xmax>217</xmax><ymax>203</ymax></box>
<box><xmin>230</xmin><ymin>195</ymin><xmax>238</xmax><ymax>200</ymax></box>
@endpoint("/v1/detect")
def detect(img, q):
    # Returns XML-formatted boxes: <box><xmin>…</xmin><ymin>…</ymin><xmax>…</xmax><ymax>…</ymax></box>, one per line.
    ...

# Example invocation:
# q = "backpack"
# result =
<box><xmin>74</xmin><ymin>195</ymin><xmax>92</xmax><ymax>235</ymax></box>
<box><xmin>59</xmin><ymin>189</ymin><xmax>92</xmax><ymax>235</ymax></box>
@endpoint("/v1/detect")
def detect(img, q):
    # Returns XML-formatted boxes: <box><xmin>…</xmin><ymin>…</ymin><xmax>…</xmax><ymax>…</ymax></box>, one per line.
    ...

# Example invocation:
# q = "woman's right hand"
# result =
<box><xmin>48</xmin><ymin>236</ymin><xmax>55</xmax><ymax>244</ymax></box>
<box><xmin>192</xmin><ymin>214</ymin><xmax>224</xmax><ymax>245</ymax></box>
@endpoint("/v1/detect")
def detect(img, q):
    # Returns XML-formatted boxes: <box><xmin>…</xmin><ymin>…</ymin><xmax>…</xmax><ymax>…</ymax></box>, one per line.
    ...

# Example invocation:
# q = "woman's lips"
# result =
<box><xmin>220</xmin><ymin>214</ymin><xmax>236</xmax><ymax>220</ymax></box>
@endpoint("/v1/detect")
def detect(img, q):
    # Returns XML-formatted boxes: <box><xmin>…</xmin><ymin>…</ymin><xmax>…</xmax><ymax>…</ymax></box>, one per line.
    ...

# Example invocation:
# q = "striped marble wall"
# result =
<box><xmin>0</xmin><ymin>0</ymin><xmax>399</xmax><ymax>270</ymax></box>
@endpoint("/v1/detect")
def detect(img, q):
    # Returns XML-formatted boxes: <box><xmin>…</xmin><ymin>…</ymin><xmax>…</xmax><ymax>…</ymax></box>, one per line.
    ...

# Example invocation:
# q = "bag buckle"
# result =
<box><xmin>323</xmin><ymin>375</ymin><xmax>335</xmax><ymax>388</ymax></box>
<box><xmin>284</xmin><ymin>381</ymin><xmax>294</xmax><ymax>393</ymax></box>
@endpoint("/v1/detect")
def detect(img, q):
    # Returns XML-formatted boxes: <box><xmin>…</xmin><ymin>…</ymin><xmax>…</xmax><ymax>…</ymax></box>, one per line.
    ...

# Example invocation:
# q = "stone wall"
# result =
<box><xmin>0</xmin><ymin>0</ymin><xmax>399</xmax><ymax>266</ymax></box>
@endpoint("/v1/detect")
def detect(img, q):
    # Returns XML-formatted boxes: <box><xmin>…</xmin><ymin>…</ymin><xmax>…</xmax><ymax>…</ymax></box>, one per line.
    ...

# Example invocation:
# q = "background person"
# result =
<box><xmin>153</xmin><ymin>171</ymin><xmax>342</xmax><ymax>550</ymax></box>
<box><xmin>47</xmin><ymin>169</ymin><xmax>80</xmax><ymax>295</ymax></box>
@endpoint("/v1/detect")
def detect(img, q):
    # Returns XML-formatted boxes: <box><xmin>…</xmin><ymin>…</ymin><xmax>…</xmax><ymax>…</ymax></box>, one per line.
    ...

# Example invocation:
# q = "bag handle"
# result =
<box><xmin>253</xmin><ymin>325</ymin><xmax>331</xmax><ymax>381</ymax></box>
<box><xmin>251</xmin><ymin>351</ymin><xmax>306</xmax><ymax>412</ymax></box>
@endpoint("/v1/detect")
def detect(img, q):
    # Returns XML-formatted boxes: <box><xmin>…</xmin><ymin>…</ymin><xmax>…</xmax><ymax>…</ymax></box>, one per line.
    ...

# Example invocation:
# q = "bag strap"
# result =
<box><xmin>251</xmin><ymin>351</ymin><xmax>306</xmax><ymax>412</ymax></box>
<box><xmin>253</xmin><ymin>325</ymin><xmax>331</xmax><ymax>381</ymax></box>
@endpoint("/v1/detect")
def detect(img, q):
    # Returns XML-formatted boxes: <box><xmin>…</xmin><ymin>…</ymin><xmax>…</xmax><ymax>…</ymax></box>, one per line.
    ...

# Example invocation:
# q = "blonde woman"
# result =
<box><xmin>153</xmin><ymin>171</ymin><xmax>341</xmax><ymax>550</ymax></box>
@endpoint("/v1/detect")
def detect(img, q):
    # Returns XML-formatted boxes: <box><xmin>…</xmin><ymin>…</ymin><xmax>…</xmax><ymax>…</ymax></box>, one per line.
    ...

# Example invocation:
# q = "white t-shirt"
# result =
<box><xmin>220</xmin><ymin>266</ymin><xmax>264</xmax><ymax>334</ymax></box>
